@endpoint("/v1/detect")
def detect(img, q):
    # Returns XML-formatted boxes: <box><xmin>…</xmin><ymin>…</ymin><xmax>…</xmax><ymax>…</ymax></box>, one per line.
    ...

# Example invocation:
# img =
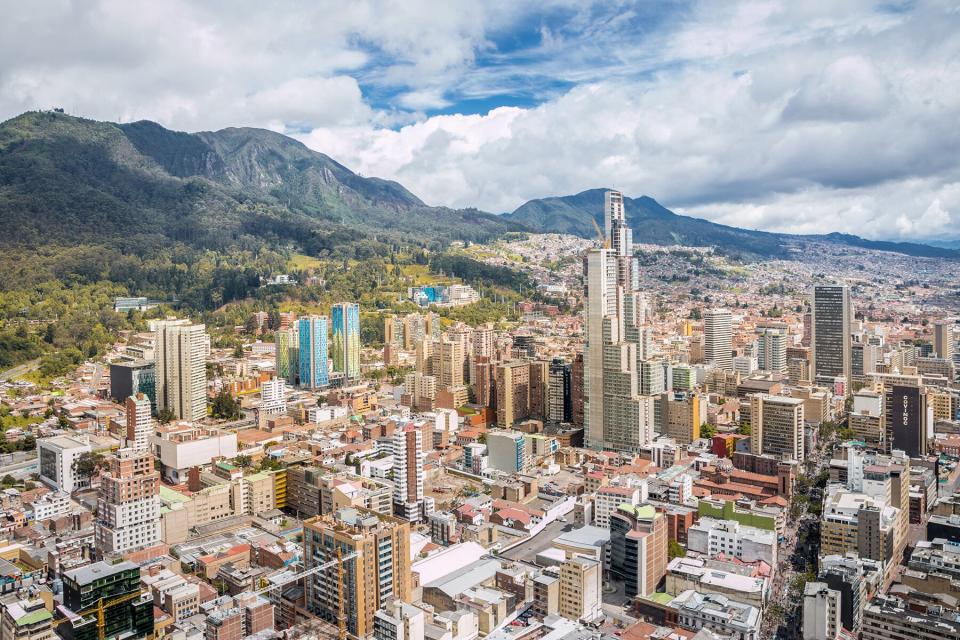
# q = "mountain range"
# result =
<box><xmin>503</xmin><ymin>189</ymin><xmax>960</xmax><ymax>260</ymax></box>
<box><xmin>1</xmin><ymin>110</ymin><xmax>956</xmax><ymax>262</ymax></box>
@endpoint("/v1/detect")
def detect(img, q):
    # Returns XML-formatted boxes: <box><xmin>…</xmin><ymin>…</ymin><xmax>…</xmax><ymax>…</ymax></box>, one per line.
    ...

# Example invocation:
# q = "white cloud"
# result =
<box><xmin>1</xmin><ymin>0</ymin><xmax>959</xmax><ymax>241</ymax></box>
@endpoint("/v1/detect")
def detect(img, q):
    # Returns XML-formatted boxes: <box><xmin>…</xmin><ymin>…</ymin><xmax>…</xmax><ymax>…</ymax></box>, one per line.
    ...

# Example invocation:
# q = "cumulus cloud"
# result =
<box><xmin>1</xmin><ymin>0</ymin><xmax>959</xmax><ymax>240</ymax></box>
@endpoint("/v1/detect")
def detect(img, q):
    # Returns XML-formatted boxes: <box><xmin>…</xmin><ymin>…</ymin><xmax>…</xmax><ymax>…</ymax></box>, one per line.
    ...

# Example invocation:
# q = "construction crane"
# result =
<box><xmin>251</xmin><ymin>550</ymin><xmax>359</xmax><ymax>597</ymax></box>
<box><xmin>52</xmin><ymin>590</ymin><xmax>145</xmax><ymax>640</ymax></box>
<box><xmin>589</xmin><ymin>216</ymin><xmax>610</xmax><ymax>249</ymax></box>
<box><xmin>251</xmin><ymin>549</ymin><xmax>359</xmax><ymax>640</ymax></box>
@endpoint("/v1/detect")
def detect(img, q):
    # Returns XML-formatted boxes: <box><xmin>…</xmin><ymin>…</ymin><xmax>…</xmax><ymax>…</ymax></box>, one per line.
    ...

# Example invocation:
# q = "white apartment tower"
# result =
<box><xmin>704</xmin><ymin>308</ymin><xmax>733</xmax><ymax>371</ymax></box>
<box><xmin>392</xmin><ymin>425</ymin><xmax>425</xmax><ymax>522</ymax></box>
<box><xmin>155</xmin><ymin>319</ymin><xmax>208</xmax><ymax>421</ymax></box>
<box><xmin>756</xmin><ymin>326</ymin><xmax>788</xmax><ymax>373</ymax></box>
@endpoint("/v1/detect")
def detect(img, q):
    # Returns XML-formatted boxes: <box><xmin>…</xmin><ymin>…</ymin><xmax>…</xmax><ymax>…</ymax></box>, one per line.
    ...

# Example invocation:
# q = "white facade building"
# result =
<box><xmin>155</xmin><ymin>319</ymin><xmax>209</xmax><ymax>422</ymax></box>
<box><xmin>687</xmin><ymin>517</ymin><xmax>777</xmax><ymax>566</ymax></box>
<box><xmin>37</xmin><ymin>435</ymin><xmax>91</xmax><ymax>493</ymax></box>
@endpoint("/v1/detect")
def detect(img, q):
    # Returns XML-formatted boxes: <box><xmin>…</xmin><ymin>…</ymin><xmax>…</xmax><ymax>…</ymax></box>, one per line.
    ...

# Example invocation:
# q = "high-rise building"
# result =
<box><xmin>558</xmin><ymin>556</ymin><xmax>602</xmax><ymax>622</ymax></box>
<box><xmin>495</xmin><ymin>361</ymin><xmax>531</xmax><ymax>427</ymax></box>
<box><xmin>260</xmin><ymin>377</ymin><xmax>286</xmax><ymax>415</ymax></box>
<box><xmin>703</xmin><ymin>309</ymin><xmax>733</xmax><ymax>371</ymax></box>
<box><xmin>124</xmin><ymin>393</ymin><xmax>152</xmax><ymax>452</ymax></box>
<box><xmin>934</xmin><ymin>321</ymin><xmax>955</xmax><ymax>360</ymax></box>
<box><xmin>609</xmin><ymin>504</ymin><xmax>667</xmax><ymax>597</ymax></box>
<box><xmin>95</xmin><ymin>448</ymin><xmax>161</xmax><ymax>556</ymax></box>
<box><xmin>298</xmin><ymin>316</ymin><xmax>329</xmax><ymax>389</ymax></box>
<box><xmin>392</xmin><ymin>425</ymin><xmax>425</xmax><ymax>522</ymax></box>
<box><xmin>756</xmin><ymin>326</ymin><xmax>787</xmax><ymax>373</ymax></box>
<box><xmin>439</xmin><ymin>338</ymin><xmax>467</xmax><ymax>389</ymax></box>
<box><xmin>548</xmin><ymin>358</ymin><xmax>572</xmax><ymax>423</ymax></box>
<box><xmin>584</xmin><ymin>191</ymin><xmax>655</xmax><ymax>452</ymax></box>
<box><xmin>472</xmin><ymin>324</ymin><xmax>495</xmax><ymax>359</ymax></box>
<box><xmin>749</xmin><ymin>394</ymin><xmax>805</xmax><ymax>462</ymax></box>
<box><xmin>661</xmin><ymin>393</ymin><xmax>705</xmax><ymax>446</ymax></box>
<box><xmin>275</xmin><ymin>328</ymin><xmax>299</xmax><ymax>384</ymax></box>
<box><xmin>304</xmin><ymin>509</ymin><xmax>411</xmax><ymax>639</ymax></box>
<box><xmin>331</xmin><ymin>303</ymin><xmax>361</xmax><ymax>381</ymax></box>
<box><xmin>61</xmin><ymin>561</ymin><xmax>153</xmax><ymax>640</ymax></box>
<box><xmin>812</xmin><ymin>285</ymin><xmax>852</xmax><ymax>387</ymax></box>
<box><xmin>155</xmin><ymin>319</ymin><xmax>208</xmax><ymax>421</ymax></box>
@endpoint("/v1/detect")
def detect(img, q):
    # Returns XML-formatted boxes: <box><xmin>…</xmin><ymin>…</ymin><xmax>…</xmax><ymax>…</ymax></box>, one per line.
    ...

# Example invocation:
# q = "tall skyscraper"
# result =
<box><xmin>392</xmin><ymin>425</ymin><xmax>425</xmax><ymax>522</ymax></box>
<box><xmin>331</xmin><ymin>303</ymin><xmax>361</xmax><ymax>381</ymax></box>
<box><xmin>812</xmin><ymin>285</ymin><xmax>852</xmax><ymax>387</ymax></box>
<box><xmin>934</xmin><ymin>321</ymin><xmax>955</xmax><ymax>360</ymax></box>
<box><xmin>703</xmin><ymin>308</ymin><xmax>733</xmax><ymax>371</ymax></box>
<box><xmin>298</xmin><ymin>316</ymin><xmax>329</xmax><ymax>389</ymax></box>
<box><xmin>124</xmin><ymin>393</ymin><xmax>152</xmax><ymax>452</ymax></box>
<box><xmin>756</xmin><ymin>326</ymin><xmax>787</xmax><ymax>373</ymax></box>
<box><xmin>155</xmin><ymin>319</ymin><xmax>208</xmax><ymax>421</ymax></box>
<box><xmin>583</xmin><ymin>191</ymin><xmax>653</xmax><ymax>452</ymax></box>
<box><xmin>95</xmin><ymin>448</ymin><xmax>161</xmax><ymax>556</ymax></box>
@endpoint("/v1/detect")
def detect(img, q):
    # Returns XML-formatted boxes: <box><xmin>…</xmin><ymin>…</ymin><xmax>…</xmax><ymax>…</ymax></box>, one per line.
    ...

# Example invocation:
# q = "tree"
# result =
<box><xmin>157</xmin><ymin>409</ymin><xmax>177</xmax><ymax>424</ymax></box>
<box><xmin>72</xmin><ymin>451</ymin><xmax>106</xmax><ymax>486</ymax></box>
<box><xmin>1</xmin><ymin>475</ymin><xmax>14</xmax><ymax>487</ymax></box>
<box><xmin>234</xmin><ymin>454</ymin><xmax>252</xmax><ymax>469</ymax></box>
<box><xmin>668</xmin><ymin>539</ymin><xmax>686</xmax><ymax>560</ymax></box>
<box><xmin>700</xmin><ymin>422</ymin><xmax>716</xmax><ymax>439</ymax></box>
<box><xmin>211</xmin><ymin>390</ymin><xmax>241</xmax><ymax>421</ymax></box>
<box><xmin>233</xmin><ymin>343</ymin><xmax>245</xmax><ymax>359</ymax></box>
<box><xmin>736</xmin><ymin>423</ymin><xmax>751</xmax><ymax>436</ymax></box>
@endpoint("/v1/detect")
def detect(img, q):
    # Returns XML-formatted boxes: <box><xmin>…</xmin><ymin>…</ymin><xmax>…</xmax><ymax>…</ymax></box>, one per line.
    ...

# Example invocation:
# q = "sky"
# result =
<box><xmin>2</xmin><ymin>0</ymin><xmax>959</xmax><ymax>241</ymax></box>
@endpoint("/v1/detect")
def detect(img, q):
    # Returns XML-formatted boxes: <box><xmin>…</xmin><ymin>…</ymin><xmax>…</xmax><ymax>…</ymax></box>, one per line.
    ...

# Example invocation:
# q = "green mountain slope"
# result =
<box><xmin>0</xmin><ymin>111</ymin><xmax>522</xmax><ymax>251</ymax></box>
<box><xmin>504</xmin><ymin>188</ymin><xmax>960</xmax><ymax>259</ymax></box>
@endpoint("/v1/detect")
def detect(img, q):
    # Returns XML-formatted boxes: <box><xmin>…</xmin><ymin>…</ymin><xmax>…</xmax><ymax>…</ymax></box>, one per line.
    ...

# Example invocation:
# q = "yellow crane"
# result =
<box><xmin>52</xmin><ymin>590</ymin><xmax>146</xmax><ymax>640</ymax></box>
<box><xmin>589</xmin><ymin>216</ymin><xmax>610</xmax><ymax>249</ymax></box>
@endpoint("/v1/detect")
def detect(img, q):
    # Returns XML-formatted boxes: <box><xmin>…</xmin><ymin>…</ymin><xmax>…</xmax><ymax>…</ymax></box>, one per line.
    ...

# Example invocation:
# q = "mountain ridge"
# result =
<box><xmin>503</xmin><ymin>188</ymin><xmax>960</xmax><ymax>260</ymax></box>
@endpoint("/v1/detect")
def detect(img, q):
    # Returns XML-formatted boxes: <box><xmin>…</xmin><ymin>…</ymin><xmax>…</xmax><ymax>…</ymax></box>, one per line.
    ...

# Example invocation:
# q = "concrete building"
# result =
<box><xmin>125</xmin><ymin>393</ymin><xmax>153</xmax><ymax>452</ymax></box>
<box><xmin>609</xmin><ymin>504</ymin><xmax>668</xmax><ymax>597</ymax></box>
<box><xmin>37</xmin><ymin>434</ymin><xmax>91</xmax><ymax>493</ymax></box>
<box><xmin>749</xmin><ymin>394</ymin><xmax>805</xmax><ymax>462</ymax></box>
<box><xmin>803</xmin><ymin>582</ymin><xmax>841</xmax><ymax>640</ymax></box>
<box><xmin>704</xmin><ymin>309</ymin><xmax>734</xmax><ymax>372</ymax></box>
<box><xmin>95</xmin><ymin>448</ymin><xmax>161</xmax><ymax>556</ymax></box>
<box><xmin>661</xmin><ymin>393</ymin><xmax>705</xmax><ymax>446</ymax></box>
<box><xmin>374</xmin><ymin>599</ymin><xmax>426</xmax><ymax>640</ymax></box>
<box><xmin>155</xmin><ymin>319</ymin><xmax>209</xmax><ymax>421</ymax></box>
<box><xmin>861</xmin><ymin>594</ymin><xmax>960</xmax><ymax>639</ymax></box>
<box><xmin>486</xmin><ymin>431</ymin><xmax>527</xmax><ymax>475</ymax></box>
<box><xmin>687</xmin><ymin>517</ymin><xmax>777</xmax><ymax>566</ymax></box>
<box><xmin>0</xmin><ymin>598</ymin><xmax>53</xmax><ymax>640</ymax></box>
<box><xmin>670</xmin><ymin>590</ymin><xmax>761</xmax><ymax>640</ymax></box>
<box><xmin>303</xmin><ymin>508</ymin><xmax>411</xmax><ymax>639</ymax></box>
<box><xmin>594</xmin><ymin>484</ymin><xmax>646</xmax><ymax>529</ymax></box>
<box><xmin>495</xmin><ymin>362</ymin><xmax>531</xmax><ymax>427</ymax></box>
<box><xmin>151</xmin><ymin>425</ymin><xmax>238</xmax><ymax>484</ymax></box>
<box><xmin>756</xmin><ymin>326</ymin><xmax>788</xmax><ymax>374</ymax></box>
<box><xmin>934</xmin><ymin>321</ymin><xmax>955</xmax><ymax>361</ymax></box>
<box><xmin>393</xmin><ymin>425</ymin><xmax>425</xmax><ymax>522</ymax></box>
<box><xmin>558</xmin><ymin>556</ymin><xmax>602</xmax><ymax>623</ymax></box>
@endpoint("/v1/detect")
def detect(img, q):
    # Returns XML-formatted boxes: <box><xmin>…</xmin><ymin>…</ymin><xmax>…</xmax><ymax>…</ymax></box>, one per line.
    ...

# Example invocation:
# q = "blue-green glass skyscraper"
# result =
<box><xmin>331</xmin><ymin>303</ymin><xmax>361</xmax><ymax>381</ymax></box>
<box><xmin>298</xmin><ymin>316</ymin><xmax>329</xmax><ymax>389</ymax></box>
